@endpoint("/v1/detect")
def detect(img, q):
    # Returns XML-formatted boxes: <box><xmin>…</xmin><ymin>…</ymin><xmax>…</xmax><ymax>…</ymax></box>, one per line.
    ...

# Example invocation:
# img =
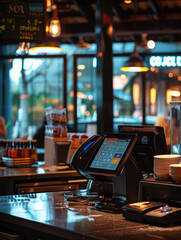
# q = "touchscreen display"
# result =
<box><xmin>89</xmin><ymin>138</ymin><xmax>131</xmax><ymax>171</ymax></box>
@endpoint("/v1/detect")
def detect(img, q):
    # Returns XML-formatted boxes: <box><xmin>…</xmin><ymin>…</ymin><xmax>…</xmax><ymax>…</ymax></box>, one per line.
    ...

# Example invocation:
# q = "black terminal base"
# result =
<box><xmin>138</xmin><ymin>178</ymin><xmax>181</xmax><ymax>206</ymax></box>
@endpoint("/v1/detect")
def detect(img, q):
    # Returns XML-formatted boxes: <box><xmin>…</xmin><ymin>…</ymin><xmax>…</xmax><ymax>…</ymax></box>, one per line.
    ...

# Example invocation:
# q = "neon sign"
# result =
<box><xmin>149</xmin><ymin>56</ymin><xmax>181</xmax><ymax>67</ymax></box>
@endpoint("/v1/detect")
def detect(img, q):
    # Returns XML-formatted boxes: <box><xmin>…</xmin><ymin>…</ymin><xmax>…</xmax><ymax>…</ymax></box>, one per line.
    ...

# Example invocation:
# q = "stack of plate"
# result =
<box><xmin>169</xmin><ymin>164</ymin><xmax>181</xmax><ymax>184</ymax></box>
<box><xmin>154</xmin><ymin>154</ymin><xmax>181</xmax><ymax>180</ymax></box>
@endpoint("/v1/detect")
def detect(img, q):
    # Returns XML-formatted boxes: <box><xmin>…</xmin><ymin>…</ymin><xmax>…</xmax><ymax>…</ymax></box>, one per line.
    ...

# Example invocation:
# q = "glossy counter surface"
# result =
<box><xmin>0</xmin><ymin>164</ymin><xmax>87</xmax><ymax>195</ymax></box>
<box><xmin>0</xmin><ymin>191</ymin><xmax>181</xmax><ymax>240</ymax></box>
<box><xmin>0</xmin><ymin>163</ymin><xmax>76</xmax><ymax>178</ymax></box>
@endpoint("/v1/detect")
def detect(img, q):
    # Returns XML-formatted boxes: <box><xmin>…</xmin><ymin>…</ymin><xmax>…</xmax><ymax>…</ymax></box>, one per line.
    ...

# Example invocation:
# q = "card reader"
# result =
<box><xmin>144</xmin><ymin>205</ymin><xmax>181</xmax><ymax>225</ymax></box>
<box><xmin>122</xmin><ymin>201</ymin><xmax>165</xmax><ymax>222</ymax></box>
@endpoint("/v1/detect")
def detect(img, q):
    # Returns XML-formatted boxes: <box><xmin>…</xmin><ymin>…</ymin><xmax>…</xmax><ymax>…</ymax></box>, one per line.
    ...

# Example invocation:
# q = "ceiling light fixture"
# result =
<box><xmin>49</xmin><ymin>5</ymin><xmax>61</xmax><ymax>38</ymax></box>
<box><xmin>47</xmin><ymin>0</ymin><xmax>52</xmax><ymax>11</ymax></box>
<box><xmin>124</xmin><ymin>0</ymin><xmax>132</xmax><ymax>3</ymax></box>
<box><xmin>147</xmin><ymin>40</ymin><xmax>155</xmax><ymax>49</ymax></box>
<box><xmin>120</xmin><ymin>44</ymin><xmax>149</xmax><ymax>72</ymax></box>
<box><xmin>139</xmin><ymin>33</ymin><xmax>156</xmax><ymax>50</ymax></box>
<box><xmin>30</xmin><ymin>41</ymin><xmax>62</xmax><ymax>54</ymax></box>
<box><xmin>77</xmin><ymin>37</ymin><xmax>91</xmax><ymax>49</ymax></box>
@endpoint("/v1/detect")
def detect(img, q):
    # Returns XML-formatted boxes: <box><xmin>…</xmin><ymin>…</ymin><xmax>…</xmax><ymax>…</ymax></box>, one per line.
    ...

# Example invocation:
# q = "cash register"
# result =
<box><xmin>69</xmin><ymin>133</ymin><xmax>143</xmax><ymax>212</ymax></box>
<box><xmin>69</xmin><ymin>131</ymin><xmax>181</xmax><ymax>225</ymax></box>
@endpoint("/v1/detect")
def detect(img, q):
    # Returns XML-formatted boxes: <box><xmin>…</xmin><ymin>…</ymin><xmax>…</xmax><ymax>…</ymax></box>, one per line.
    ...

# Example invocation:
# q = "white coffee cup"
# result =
<box><xmin>154</xmin><ymin>154</ymin><xmax>181</xmax><ymax>180</ymax></box>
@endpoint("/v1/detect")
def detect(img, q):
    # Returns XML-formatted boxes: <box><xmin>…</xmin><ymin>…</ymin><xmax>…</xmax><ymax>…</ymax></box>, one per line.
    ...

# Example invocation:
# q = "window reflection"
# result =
<box><xmin>10</xmin><ymin>57</ymin><xmax>64</xmax><ymax>139</ymax></box>
<box><xmin>76</xmin><ymin>57</ymin><xmax>97</xmax><ymax>132</ymax></box>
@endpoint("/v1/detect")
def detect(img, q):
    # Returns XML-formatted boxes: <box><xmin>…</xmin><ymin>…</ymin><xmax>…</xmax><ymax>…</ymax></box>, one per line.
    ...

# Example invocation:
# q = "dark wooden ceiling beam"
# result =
<box><xmin>148</xmin><ymin>0</ymin><xmax>164</xmax><ymax>19</ymax></box>
<box><xmin>113</xmin><ymin>2</ymin><xmax>154</xmax><ymax>20</ymax></box>
<box><xmin>61</xmin><ymin>23</ymin><xmax>95</xmax><ymax>37</ymax></box>
<box><xmin>72</xmin><ymin>0</ymin><xmax>95</xmax><ymax>23</ymax></box>
<box><xmin>112</xmin><ymin>0</ymin><xmax>124</xmax><ymax>21</ymax></box>
<box><xmin>58</xmin><ymin>10</ymin><xmax>83</xmax><ymax>18</ymax></box>
<box><xmin>114</xmin><ymin>19</ymin><xmax>181</xmax><ymax>35</ymax></box>
<box><xmin>60</xmin><ymin>19</ymin><xmax>181</xmax><ymax>37</ymax></box>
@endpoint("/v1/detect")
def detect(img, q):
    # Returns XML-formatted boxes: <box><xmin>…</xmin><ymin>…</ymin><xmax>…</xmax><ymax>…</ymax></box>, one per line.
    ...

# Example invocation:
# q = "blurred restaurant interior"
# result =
<box><xmin>0</xmin><ymin>1</ymin><xmax>181</xmax><ymax>239</ymax></box>
<box><xmin>0</xmin><ymin>0</ymin><xmax>180</xmax><ymax>146</ymax></box>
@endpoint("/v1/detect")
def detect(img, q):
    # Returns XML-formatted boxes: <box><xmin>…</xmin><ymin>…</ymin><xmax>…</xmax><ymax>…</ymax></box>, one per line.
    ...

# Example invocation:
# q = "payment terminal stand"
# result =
<box><xmin>69</xmin><ymin>134</ymin><xmax>143</xmax><ymax>212</ymax></box>
<box><xmin>93</xmin><ymin>155</ymin><xmax>143</xmax><ymax>212</ymax></box>
<box><xmin>112</xmin><ymin>154</ymin><xmax>143</xmax><ymax>203</ymax></box>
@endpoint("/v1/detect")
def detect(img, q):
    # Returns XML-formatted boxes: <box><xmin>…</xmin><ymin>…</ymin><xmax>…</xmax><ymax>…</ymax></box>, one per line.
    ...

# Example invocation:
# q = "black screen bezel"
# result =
<box><xmin>85</xmin><ymin>133</ymin><xmax>138</xmax><ymax>177</ymax></box>
<box><xmin>118</xmin><ymin>125</ymin><xmax>168</xmax><ymax>174</ymax></box>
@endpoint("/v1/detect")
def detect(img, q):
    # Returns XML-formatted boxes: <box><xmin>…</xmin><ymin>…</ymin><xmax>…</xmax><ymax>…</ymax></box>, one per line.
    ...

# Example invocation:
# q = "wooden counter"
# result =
<box><xmin>0</xmin><ymin>163</ymin><xmax>87</xmax><ymax>195</ymax></box>
<box><xmin>0</xmin><ymin>191</ymin><xmax>181</xmax><ymax>240</ymax></box>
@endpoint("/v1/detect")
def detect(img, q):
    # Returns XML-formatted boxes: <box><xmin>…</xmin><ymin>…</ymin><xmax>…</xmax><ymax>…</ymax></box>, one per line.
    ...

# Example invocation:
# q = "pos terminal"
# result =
<box><xmin>70</xmin><ymin>133</ymin><xmax>143</xmax><ymax>212</ymax></box>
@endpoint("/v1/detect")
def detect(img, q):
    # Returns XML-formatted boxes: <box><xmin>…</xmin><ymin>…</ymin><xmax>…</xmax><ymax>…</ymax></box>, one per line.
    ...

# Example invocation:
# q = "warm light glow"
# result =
<box><xmin>166</xmin><ymin>90</ymin><xmax>181</xmax><ymax>104</ymax></box>
<box><xmin>124</xmin><ymin>0</ymin><xmax>132</xmax><ymax>3</ymax></box>
<box><xmin>67</xmin><ymin>104</ymin><xmax>74</xmax><ymax>111</ymax></box>
<box><xmin>30</xmin><ymin>46</ymin><xmax>62</xmax><ymax>53</ymax></box>
<box><xmin>85</xmin><ymin>83</ymin><xmax>91</xmax><ymax>88</ymax></box>
<box><xmin>121</xmin><ymin>66</ymin><xmax>149</xmax><ymax>72</ymax></box>
<box><xmin>77</xmin><ymin>72</ymin><xmax>83</xmax><ymax>77</ymax></box>
<box><xmin>120</xmin><ymin>74</ymin><xmax>126</xmax><ymax>79</ymax></box>
<box><xmin>133</xmin><ymin>83</ymin><xmax>140</xmax><ymax>105</ymax></box>
<box><xmin>85</xmin><ymin>111</ymin><xmax>90</xmax><ymax>116</ymax></box>
<box><xmin>77</xmin><ymin>65</ymin><xmax>85</xmax><ymax>70</ymax></box>
<box><xmin>147</xmin><ymin>40</ymin><xmax>155</xmax><ymax>49</ymax></box>
<box><xmin>150</xmin><ymin>88</ymin><xmax>156</xmax><ymax>105</ymax></box>
<box><xmin>46</xmin><ymin>0</ymin><xmax>56</xmax><ymax>12</ymax></box>
<box><xmin>46</xmin><ymin>0</ymin><xmax>52</xmax><ymax>11</ymax></box>
<box><xmin>70</xmin><ymin>90</ymin><xmax>74</xmax><ymax>97</ymax></box>
<box><xmin>97</xmin><ymin>52</ymin><xmax>103</xmax><ymax>57</ymax></box>
<box><xmin>88</xmin><ymin>95</ymin><xmax>93</xmax><ymax>100</ymax></box>
<box><xmin>168</xmin><ymin>72</ymin><xmax>173</xmax><ymax>78</ymax></box>
<box><xmin>77</xmin><ymin>92</ymin><xmax>84</xmax><ymax>98</ymax></box>
<box><xmin>19</xmin><ymin>94</ymin><xmax>29</xmax><ymax>99</ymax></box>
<box><xmin>150</xmin><ymin>67</ymin><xmax>155</xmax><ymax>72</ymax></box>
<box><xmin>107</xmin><ymin>25</ymin><xmax>113</xmax><ymax>36</ymax></box>
<box><xmin>92</xmin><ymin>104</ymin><xmax>96</xmax><ymax>110</ymax></box>
<box><xmin>178</xmin><ymin>76</ymin><xmax>181</xmax><ymax>81</ymax></box>
<box><xmin>171</xmin><ymin>91</ymin><xmax>180</xmax><ymax>97</ymax></box>
<box><xmin>49</xmin><ymin>19</ymin><xmax>61</xmax><ymax>37</ymax></box>
<box><xmin>42</xmin><ymin>97</ymin><xmax>49</xmax><ymax>103</ymax></box>
<box><xmin>48</xmin><ymin>6</ymin><xmax>61</xmax><ymax>37</ymax></box>
<box><xmin>113</xmin><ymin>76</ymin><xmax>128</xmax><ymax>90</ymax></box>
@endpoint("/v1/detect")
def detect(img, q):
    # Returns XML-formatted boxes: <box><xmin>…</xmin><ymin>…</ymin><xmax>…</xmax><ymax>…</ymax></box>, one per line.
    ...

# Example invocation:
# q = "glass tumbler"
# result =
<box><xmin>170</xmin><ymin>102</ymin><xmax>181</xmax><ymax>155</ymax></box>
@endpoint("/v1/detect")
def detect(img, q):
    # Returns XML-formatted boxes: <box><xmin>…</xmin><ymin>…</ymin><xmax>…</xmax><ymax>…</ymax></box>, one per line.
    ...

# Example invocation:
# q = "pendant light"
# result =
<box><xmin>49</xmin><ymin>5</ymin><xmax>61</xmax><ymax>38</ymax></box>
<box><xmin>120</xmin><ymin>44</ymin><xmax>149</xmax><ymax>72</ymax></box>
<box><xmin>77</xmin><ymin>37</ymin><xmax>91</xmax><ymax>49</ymax></box>
<box><xmin>30</xmin><ymin>41</ymin><xmax>62</xmax><ymax>54</ymax></box>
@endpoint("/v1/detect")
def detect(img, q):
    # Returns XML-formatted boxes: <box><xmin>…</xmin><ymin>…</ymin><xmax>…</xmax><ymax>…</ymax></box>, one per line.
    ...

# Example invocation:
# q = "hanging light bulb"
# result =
<box><xmin>46</xmin><ymin>0</ymin><xmax>53</xmax><ymax>12</ymax></box>
<box><xmin>49</xmin><ymin>5</ymin><xmax>61</xmax><ymax>38</ymax></box>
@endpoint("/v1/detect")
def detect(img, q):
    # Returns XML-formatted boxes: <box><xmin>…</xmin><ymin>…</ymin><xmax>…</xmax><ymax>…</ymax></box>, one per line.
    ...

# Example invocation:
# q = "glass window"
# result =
<box><xmin>113</xmin><ymin>56</ymin><xmax>143</xmax><ymax>131</ymax></box>
<box><xmin>76</xmin><ymin>57</ymin><xmax>97</xmax><ymax>132</ymax></box>
<box><xmin>10</xmin><ymin>57</ymin><xmax>64</xmax><ymax>139</ymax></box>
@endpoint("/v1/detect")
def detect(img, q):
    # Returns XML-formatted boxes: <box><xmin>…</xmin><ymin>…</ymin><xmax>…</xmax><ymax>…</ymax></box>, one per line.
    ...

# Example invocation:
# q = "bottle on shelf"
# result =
<box><xmin>30</xmin><ymin>140</ymin><xmax>37</xmax><ymax>161</ymax></box>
